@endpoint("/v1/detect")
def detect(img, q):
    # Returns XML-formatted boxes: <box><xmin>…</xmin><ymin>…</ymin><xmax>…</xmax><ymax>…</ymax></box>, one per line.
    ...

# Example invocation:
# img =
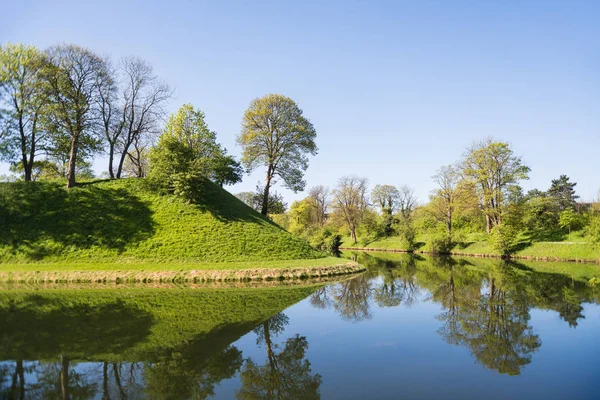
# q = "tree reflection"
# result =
<box><xmin>237</xmin><ymin>314</ymin><xmax>321</xmax><ymax>399</ymax></box>
<box><xmin>330</xmin><ymin>274</ymin><xmax>372</xmax><ymax>321</ymax></box>
<box><xmin>144</xmin><ymin>345</ymin><xmax>243</xmax><ymax>399</ymax></box>
<box><xmin>372</xmin><ymin>264</ymin><xmax>419</xmax><ymax>308</ymax></box>
<box><xmin>437</xmin><ymin>263</ymin><xmax>541</xmax><ymax>375</ymax></box>
<box><xmin>0</xmin><ymin>296</ymin><xmax>153</xmax><ymax>399</ymax></box>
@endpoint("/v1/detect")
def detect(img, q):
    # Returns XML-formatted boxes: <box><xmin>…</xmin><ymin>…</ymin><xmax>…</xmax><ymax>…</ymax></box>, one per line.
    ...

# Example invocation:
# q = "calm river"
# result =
<box><xmin>1</xmin><ymin>252</ymin><xmax>599</xmax><ymax>399</ymax></box>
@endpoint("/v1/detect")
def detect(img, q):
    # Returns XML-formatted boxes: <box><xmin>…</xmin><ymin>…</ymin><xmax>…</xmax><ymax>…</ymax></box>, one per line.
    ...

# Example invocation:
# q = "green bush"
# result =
<box><xmin>488</xmin><ymin>224</ymin><xmax>519</xmax><ymax>255</ymax></box>
<box><xmin>426</xmin><ymin>228</ymin><xmax>453</xmax><ymax>254</ymax></box>
<box><xmin>587</xmin><ymin>214</ymin><xmax>600</xmax><ymax>247</ymax></box>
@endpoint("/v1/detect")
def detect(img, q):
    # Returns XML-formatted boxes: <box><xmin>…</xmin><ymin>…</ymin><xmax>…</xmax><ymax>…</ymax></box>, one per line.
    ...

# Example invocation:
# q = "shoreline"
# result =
<box><xmin>0</xmin><ymin>261</ymin><xmax>365</xmax><ymax>284</ymax></box>
<box><xmin>340</xmin><ymin>247</ymin><xmax>600</xmax><ymax>264</ymax></box>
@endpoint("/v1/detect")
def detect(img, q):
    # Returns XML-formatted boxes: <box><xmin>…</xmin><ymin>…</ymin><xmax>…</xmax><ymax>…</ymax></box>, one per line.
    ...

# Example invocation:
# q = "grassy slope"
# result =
<box><xmin>340</xmin><ymin>233</ymin><xmax>600</xmax><ymax>262</ymax></box>
<box><xmin>0</xmin><ymin>179</ymin><xmax>324</xmax><ymax>264</ymax></box>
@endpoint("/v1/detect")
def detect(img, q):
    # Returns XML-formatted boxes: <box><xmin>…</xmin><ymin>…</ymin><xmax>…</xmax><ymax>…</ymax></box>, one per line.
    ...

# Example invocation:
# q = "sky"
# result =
<box><xmin>1</xmin><ymin>0</ymin><xmax>599</xmax><ymax>203</ymax></box>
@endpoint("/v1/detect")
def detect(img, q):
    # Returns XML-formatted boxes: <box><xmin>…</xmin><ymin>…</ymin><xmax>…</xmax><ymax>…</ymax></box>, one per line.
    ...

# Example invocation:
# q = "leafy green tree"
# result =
<box><xmin>522</xmin><ymin>193</ymin><xmax>559</xmax><ymax>237</ymax></box>
<box><xmin>558</xmin><ymin>208</ymin><xmax>576</xmax><ymax>239</ymax></box>
<box><xmin>547</xmin><ymin>175</ymin><xmax>579</xmax><ymax>211</ymax></box>
<box><xmin>587</xmin><ymin>210</ymin><xmax>600</xmax><ymax>247</ymax></box>
<box><xmin>488</xmin><ymin>224</ymin><xmax>519</xmax><ymax>255</ymax></box>
<box><xmin>148</xmin><ymin>104</ymin><xmax>240</xmax><ymax>200</ymax></box>
<box><xmin>43</xmin><ymin>44</ymin><xmax>109</xmax><ymax>188</ymax></box>
<box><xmin>0</xmin><ymin>43</ymin><xmax>49</xmax><ymax>181</ymax></box>
<box><xmin>237</xmin><ymin>94</ymin><xmax>317</xmax><ymax>215</ymax></box>
<box><xmin>210</xmin><ymin>153</ymin><xmax>243</xmax><ymax>187</ymax></box>
<box><xmin>371</xmin><ymin>184</ymin><xmax>400</xmax><ymax>236</ymax></box>
<box><xmin>460</xmin><ymin>138</ymin><xmax>530</xmax><ymax>233</ymax></box>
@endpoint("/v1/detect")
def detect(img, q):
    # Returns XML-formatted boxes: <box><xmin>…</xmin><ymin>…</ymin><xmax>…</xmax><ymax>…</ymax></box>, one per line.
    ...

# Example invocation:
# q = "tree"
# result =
<box><xmin>559</xmin><ymin>208</ymin><xmax>575</xmax><ymax>239</ymax></box>
<box><xmin>547</xmin><ymin>175</ymin><xmax>579</xmax><ymax>211</ymax></box>
<box><xmin>308</xmin><ymin>185</ymin><xmax>329</xmax><ymax>226</ymax></box>
<box><xmin>0</xmin><ymin>43</ymin><xmax>49</xmax><ymax>181</ymax></box>
<box><xmin>238</xmin><ymin>94</ymin><xmax>317</xmax><ymax>215</ymax></box>
<box><xmin>120</xmin><ymin>135</ymin><xmax>150</xmax><ymax>178</ymax></box>
<box><xmin>236</xmin><ymin>185</ymin><xmax>287</xmax><ymax>215</ymax></box>
<box><xmin>460</xmin><ymin>138</ymin><xmax>530</xmax><ymax>233</ymax></box>
<box><xmin>331</xmin><ymin>176</ymin><xmax>369</xmax><ymax>244</ymax></box>
<box><xmin>371</xmin><ymin>184</ymin><xmax>400</xmax><ymax>235</ymax></box>
<box><xmin>210</xmin><ymin>153</ymin><xmax>243</xmax><ymax>187</ymax></box>
<box><xmin>148</xmin><ymin>104</ymin><xmax>238</xmax><ymax>200</ymax></box>
<box><xmin>43</xmin><ymin>44</ymin><xmax>109</xmax><ymax>188</ymax></box>
<box><xmin>397</xmin><ymin>185</ymin><xmax>416</xmax><ymax>219</ymax></box>
<box><xmin>99</xmin><ymin>56</ymin><xmax>172</xmax><ymax>179</ymax></box>
<box><xmin>430</xmin><ymin>165</ymin><xmax>459</xmax><ymax>235</ymax></box>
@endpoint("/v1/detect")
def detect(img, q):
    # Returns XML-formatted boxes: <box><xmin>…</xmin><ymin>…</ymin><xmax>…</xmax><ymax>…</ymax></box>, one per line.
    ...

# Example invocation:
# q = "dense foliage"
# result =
<box><xmin>271</xmin><ymin>139</ymin><xmax>599</xmax><ymax>259</ymax></box>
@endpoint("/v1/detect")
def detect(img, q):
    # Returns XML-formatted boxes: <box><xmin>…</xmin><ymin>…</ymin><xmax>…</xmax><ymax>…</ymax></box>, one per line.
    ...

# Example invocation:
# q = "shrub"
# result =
<box><xmin>587</xmin><ymin>214</ymin><xmax>600</xmax><ymax>247</ymax></box>
<box><xmin>427</xmin><ymin>228</ymin><xmax>453</xmax><ymax>254</ymax></box>
<box><xmin>488</xmin><ymin>224</ymin><xmax>519</xmax><ymax>255</ymax></box>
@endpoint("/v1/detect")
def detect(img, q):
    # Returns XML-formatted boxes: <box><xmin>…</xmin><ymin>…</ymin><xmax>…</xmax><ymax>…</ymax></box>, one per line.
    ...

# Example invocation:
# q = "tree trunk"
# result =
<box><xmin>18</xmin><ymin>114</ymin><xmax>33</xmax><ymax>182</ymax></box>
<box><xmin>350</xmin><ymin>227</ymin><xmax>357</xmax><ymax>244</ymax></box>
<box><xmin>17</xmin><ymin>359</ymin><xmax>25</xmax><ymax>400</ymax></box>
<box><xmin>261</xmin><ymin>167</ymin><xmax>273</xmax><ymax>216</ymax></box>
<box><xmin>115</xmin><ymin>148</ymin><xmax>128</xmax><ymax>179</ymax></box>
<box><xmin>61</xmin><ymin>356</ymin><xmax>69</xmax><ymax>400</ymax></box>
<box><xmin>66</xmin><ymin>136</ymin><xmax>78</xmax><ymax>189</ymax></box>
<box><xmin>485</xmin><ymin>214</ymin><xmax>492</xmax><ymax>233</ymax></box>
<box><xmin>102</xmin><ymin>362</ymin><xmax>109</xmax><ymax>400</ymax></box>
<box><xmin>108</xmin><ymin>143</ymin><xmax>116</xmax><ymax>179</ymax></box>
<box><xmin>263</xmin><ymin>321</ymin><xmax>278</xmax><ymax>398</ymax></box>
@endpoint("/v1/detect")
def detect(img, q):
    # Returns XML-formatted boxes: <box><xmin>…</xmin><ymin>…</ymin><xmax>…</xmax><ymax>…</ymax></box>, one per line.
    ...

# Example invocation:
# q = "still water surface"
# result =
<box><xmin>1</xmin><ymin>253</ymin><xmax>599</xmax><ymax>399</ymax></box>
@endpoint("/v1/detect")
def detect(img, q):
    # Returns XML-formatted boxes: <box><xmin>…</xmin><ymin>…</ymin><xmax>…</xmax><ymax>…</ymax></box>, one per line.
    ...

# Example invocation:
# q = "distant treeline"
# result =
<box><xmin>251</xmin><ymin>139</ymin><xmax>600</xmax><ymax>254</ymax></box>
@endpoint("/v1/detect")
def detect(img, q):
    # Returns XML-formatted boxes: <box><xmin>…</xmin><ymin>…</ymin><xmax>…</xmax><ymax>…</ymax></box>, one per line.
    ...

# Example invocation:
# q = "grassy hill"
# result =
<box><xmin>0</xmin><ymin>179</ymin><xmax>324</xmax><ymax>263</ymax></box>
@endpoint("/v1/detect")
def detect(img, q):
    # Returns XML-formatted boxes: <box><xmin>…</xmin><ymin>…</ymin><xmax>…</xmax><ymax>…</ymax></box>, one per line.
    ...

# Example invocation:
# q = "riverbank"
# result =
<box><xmin>0</xmin><ymin>258</ymin><xmax>365</xmax><ymax>284</ymax></box>
<box><xmin>340</xmin><ymin>236</ymin><xmax>600</xmax><ymax>264</ymax></box>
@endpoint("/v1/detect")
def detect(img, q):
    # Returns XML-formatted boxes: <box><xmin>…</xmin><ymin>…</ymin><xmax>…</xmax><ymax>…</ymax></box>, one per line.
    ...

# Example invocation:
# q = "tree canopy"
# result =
<box><xmin>238</xmin><ymin>94</ymin><xmax>317</xmax><ymax>215</ymax></box>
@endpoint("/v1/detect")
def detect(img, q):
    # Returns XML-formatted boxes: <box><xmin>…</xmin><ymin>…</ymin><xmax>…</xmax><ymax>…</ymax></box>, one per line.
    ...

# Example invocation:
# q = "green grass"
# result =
<box><xmin>0</xmin><ymin>179</ymin><xmax>324</xmax><ymax>264</ymax></box>
<box><xmin>340</xmin><ymin>233</ymin><xmax>600</xmax><ymax>262</ymax></box>
<box><xmin>0</xmin><ymin>257</ymin><xmax>345</xmax><ymax>272</ymax></box>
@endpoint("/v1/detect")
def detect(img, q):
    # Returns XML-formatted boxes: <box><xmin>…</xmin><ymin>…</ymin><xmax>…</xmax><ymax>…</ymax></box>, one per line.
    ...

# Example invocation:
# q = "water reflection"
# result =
<box><xmin>0</xmin><ymin>255</ymin><xmax>598</xmax><ymax>398</ymax></box>
<box><xmin>312</xmin><ymin>252</ymin><xmax>597</xmax><ymax>376</ymax></box>
<box><xmin>0</xmin><ymin>287</ymin><xmax>318</xmax><ymax>399</ymax></box>
<box><xmin>237</xmin><ymin>313</ymin><xmax>321</xmax><ymax>399</ymax></box>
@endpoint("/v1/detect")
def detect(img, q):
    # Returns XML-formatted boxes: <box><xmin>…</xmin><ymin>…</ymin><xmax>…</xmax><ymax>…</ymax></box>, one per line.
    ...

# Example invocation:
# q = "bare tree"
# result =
<box><xmin>99</xmin><ymin>56</ymin><xmax>171</xmax><ymax>179</ymax></box>
<box><xmin>371</xmin><ymin>185</ymin><xmax>401</xmax><ymax>215</ymax></box>
<box><xmin>44</xmin><ymin>44</ymin><xmax>108</xmax><ymax>188</ymax></box>
<box><xmin>121</xmin><ymin>134</ymin><xmax>150</xmax><ymax>178</ymax></box>
<box><xmin>308</xmin><ymin>185</ymin><xmax>329</xmax><ymax>226</ymax></box>
<box><xmin>397</xmin><ymin>185</ymin><xmax>416</xmax><ymax>219</ymax></box>
<box><xmin>331</xmin><ymin>176</ymin><xmax>369</xmax><ymax>244</ymax></box>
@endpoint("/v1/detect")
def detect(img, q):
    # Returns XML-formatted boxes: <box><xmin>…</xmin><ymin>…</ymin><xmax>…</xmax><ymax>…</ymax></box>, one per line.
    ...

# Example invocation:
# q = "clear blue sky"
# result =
<box><xmin>2</xmin><ymin>0</ymin><xmax>599</xmax><ymax>203</ymax></box>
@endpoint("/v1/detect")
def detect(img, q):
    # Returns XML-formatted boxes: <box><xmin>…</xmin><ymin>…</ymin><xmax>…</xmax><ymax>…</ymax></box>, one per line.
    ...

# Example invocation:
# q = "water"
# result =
<box><xmin>1</xmin><ymin>253</ymin><xmax>599</xmax><ymax>399</ymax></box>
